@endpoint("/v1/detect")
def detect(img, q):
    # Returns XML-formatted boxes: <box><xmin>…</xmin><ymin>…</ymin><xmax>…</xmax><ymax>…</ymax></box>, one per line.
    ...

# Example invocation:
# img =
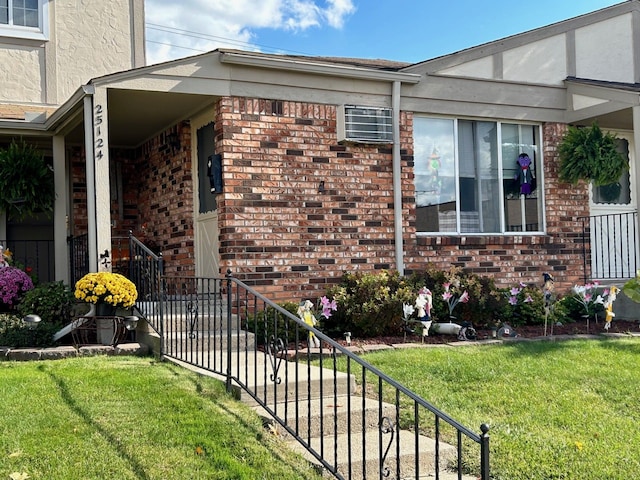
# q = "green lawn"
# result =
<box><xmin>0</xmin><ymin>356</ymin><xmax>321</xmax><ymax>480</ymax></box>
<box><xmin>351</xmin><ymin>337</ymin><xmax>640</xmax><ymax>480</ymax></box>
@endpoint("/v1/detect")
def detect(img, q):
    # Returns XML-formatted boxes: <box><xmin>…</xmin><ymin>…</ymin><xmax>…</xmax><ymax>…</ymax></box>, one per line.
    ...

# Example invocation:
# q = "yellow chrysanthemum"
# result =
<box><xmin>74</xmin><ymin>272</ymin><xmax>138</xmax><ymax>308</ymax></box>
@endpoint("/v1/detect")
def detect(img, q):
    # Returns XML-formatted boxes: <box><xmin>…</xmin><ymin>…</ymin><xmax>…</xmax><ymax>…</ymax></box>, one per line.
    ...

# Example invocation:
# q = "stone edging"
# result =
<box><xmin>0</xmin><ymin>343</ymin><xmax>149</xmax><ymax>361</ymax></box>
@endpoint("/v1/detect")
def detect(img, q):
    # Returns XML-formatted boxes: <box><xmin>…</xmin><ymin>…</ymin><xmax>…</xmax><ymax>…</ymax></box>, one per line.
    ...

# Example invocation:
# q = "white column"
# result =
<box><xmin>52</xmin><ymin>135</ymin><xmax>68</xmax><ymax>283</ymax></box>
<box><xmin>92</xmin><ymin>86</ymin><xmax>113</xmax><ymax>272</ymax></box>
<box><xmin>633</xmin><ymin>105</ymin><xmax>640</xmax><ymax>269</ymax></box>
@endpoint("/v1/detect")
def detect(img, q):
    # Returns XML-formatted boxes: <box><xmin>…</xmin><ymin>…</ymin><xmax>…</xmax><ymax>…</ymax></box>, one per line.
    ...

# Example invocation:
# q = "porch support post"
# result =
<box><xmin>83</xmin><ymin>85</ymin><xmax>113</xmax><ymax>273</ymax></box>
<box><xmin>52</xmin><ymin>135</ymin><xmax>68</xmax><ymax>283</ymax></box>
<box><xmin>391</xmin><ymin>80</ymin><xmax>405</xmax><ymax>274</ymax></box>
<box><xmin>633</xmin><ymin>105</ymin><xmax>640</xmax><ymax>269</ymax></box>
<box><xmin>92</xmin><ymin>86</ymin><xmax>113</xmax><ymax>272</ymax></box>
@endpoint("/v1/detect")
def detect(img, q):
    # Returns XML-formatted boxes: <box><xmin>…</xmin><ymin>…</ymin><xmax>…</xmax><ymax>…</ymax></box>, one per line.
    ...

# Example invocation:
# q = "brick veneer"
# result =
<box><xmin>70</xmin><ymin>97</ymin><xmax>589</xmax><ymax>300</ymax></box>
<box><xmin>217</xmin><ymin>100</ymin><xmax>588</xmax><ymax>299</ymax></box>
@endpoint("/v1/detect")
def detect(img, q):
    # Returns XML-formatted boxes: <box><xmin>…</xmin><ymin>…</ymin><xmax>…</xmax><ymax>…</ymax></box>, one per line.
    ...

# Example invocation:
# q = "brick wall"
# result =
<box><xmin>137</xmin><ymin>122</ymin><xmax>195</xmax><ymax>275</ymax></box>
<box><xmin>69</xmin><ymin>100</ymin><xmax>589</xmax><ymax>299</ymax></box>
<box><xmin>217</xmin><ymin>97</ymin><xmax>404</xmax><ymax>302</ymax></box>
<box><xmin>216</xmin><ymin>98</ymin><xmax>589</xmax><ymax>300</ymax></box>
<box><xmin>70</xmin><ymin>122</ymin><xmax>196</xmax><ymax>276</ymax></box>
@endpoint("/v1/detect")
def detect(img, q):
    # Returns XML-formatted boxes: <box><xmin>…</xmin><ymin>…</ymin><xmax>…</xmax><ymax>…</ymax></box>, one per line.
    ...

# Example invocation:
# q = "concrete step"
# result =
<box><xmin>165</xmin><ymin>330</ymin><xmax>256</xmax><ymax>353</ymax></box>
<box><xmin>254</xmin><ymin>394</ymin><xmax>395</xmax><ymax>439</ymax></box>
<box><xmin>232</xmin><ymin>362</ymin><xmax>356</xmax><ymax>407</ymax></box>
<box><xmin>287</xmin><ymin>428</ymin><xmax>465</xmax><ymax>480</ymax></box>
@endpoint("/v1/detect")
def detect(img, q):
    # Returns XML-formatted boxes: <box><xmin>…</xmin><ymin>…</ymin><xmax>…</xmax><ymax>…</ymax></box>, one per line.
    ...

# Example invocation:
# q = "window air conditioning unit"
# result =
<box><xmin>337</xmin><ymin>105</ymin><xmax>393</xmax><ymax>144</ymax></box>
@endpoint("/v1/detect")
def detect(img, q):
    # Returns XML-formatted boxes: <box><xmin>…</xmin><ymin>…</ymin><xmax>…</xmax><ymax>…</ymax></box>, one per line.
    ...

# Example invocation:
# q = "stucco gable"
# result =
<box><xmin>401</xmin><ymin>0</ymin><xmax>640</xmax><ymax>87</ymax></box>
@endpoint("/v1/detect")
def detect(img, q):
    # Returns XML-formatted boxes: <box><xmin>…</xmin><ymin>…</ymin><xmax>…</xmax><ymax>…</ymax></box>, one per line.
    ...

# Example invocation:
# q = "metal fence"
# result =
<box><xmin>0</xmin><ymin>238</ymin><xmax>54</xmax><ymax>283</ymax></box>
<box><xmin>581</xmin><ymin>211</ymin><xmax>639</xmax><ymax>282</ymax></box>
<box><xmin>138</xmin><ymin>272</ymin><xmax>490</xmax><ymax>480</ymax></box>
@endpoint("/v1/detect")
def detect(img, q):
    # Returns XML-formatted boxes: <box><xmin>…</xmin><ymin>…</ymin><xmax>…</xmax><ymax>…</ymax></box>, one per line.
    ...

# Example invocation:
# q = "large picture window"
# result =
<box><xmin>0</xmin><ymin>0</ymin><xmax>48</xmax><ymax>40</ymax></box>
<box><xmin>414</xmin><ymin>117</ymin><xmax>542</xmax><ymax>234</ymax></box>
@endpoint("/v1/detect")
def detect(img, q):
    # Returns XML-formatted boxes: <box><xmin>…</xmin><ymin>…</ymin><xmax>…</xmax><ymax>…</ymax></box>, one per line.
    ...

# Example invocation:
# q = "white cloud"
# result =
<box><xmin>144</xmin><ymin>0</ymin><xmax>355</xmax><ymax>65</ymax></box>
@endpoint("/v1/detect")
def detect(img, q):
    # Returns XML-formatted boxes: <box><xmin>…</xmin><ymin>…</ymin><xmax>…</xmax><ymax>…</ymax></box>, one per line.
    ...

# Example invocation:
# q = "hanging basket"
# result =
<box><xmin>0</xmin><ymin>140</ymin><xmax>55</xmax><ymax>220</ymax></box>
<box><xmin>557</xmin><ymin>123</ymin><xmax>627</xmax><ymax>186</ymax></box>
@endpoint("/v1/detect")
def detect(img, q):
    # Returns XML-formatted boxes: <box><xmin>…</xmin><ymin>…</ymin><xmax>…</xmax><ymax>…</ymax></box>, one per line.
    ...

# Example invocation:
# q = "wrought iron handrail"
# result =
<box><xmin>138</xmin><ymin>271</ymin><xmax>490</xmax><ymax>479</ymax></box>
<box><xmin>580</xmin><ymin>211</ymin><xmax>638</xmax><ymax>282</ymax></box>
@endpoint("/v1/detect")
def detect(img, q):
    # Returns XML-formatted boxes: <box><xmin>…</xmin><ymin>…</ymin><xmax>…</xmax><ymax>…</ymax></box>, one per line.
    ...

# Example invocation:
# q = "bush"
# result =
<box><xmin>0</xmin><ymin>313</ymin><xmax>61</xmax><ymax>348</ymax></box>
<box><xmin>325</xmin><ymin>270</ymin><xmax>414</xmax><ymax>338</ymax></box>
<box><xmin>244</xmin><ymin>301</ymin><xmax>301</xmax><ymax>345</ymax></box>
<box><xmin>407</xmin><ymin>265</ymin><xmax>503</xmax><ymax>328</ymax></box>
<box><xmin>16</xmin><ymin>281</ymin><xmax>76</xmax><ymax>326</ymax></box>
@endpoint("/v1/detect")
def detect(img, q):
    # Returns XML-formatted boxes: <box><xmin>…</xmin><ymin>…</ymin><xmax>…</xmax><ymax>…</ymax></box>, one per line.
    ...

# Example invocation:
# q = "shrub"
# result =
<box><xmin>0</xmin><ymin>312</ymin><xmax>61</xmax><ymax>348</ymax></box>
<box><xmin>325</xmin><ymin>270</ymin><xmax>413</xmax><ymax>338</ymax></box>
<box><xmin>244</xmin><ymin>301</ymin><xmax>300</xmax><ymax>345</ymax></box>
<box><xmin>16</xmin><ymin>281</ymin><xmax>76</xmax><ymax>326</ymax></box>
<box><xmin>408</xmin><ymin>265</ymin><xmax>503</xmax><ymax>328</ymax></box>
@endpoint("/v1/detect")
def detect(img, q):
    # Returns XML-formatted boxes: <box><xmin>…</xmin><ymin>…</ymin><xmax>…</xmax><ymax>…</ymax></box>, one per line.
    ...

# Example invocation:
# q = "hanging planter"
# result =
<box><xmin>557</xmin><ymin>123</ymin><xmax>627</xmax><ymax>186</ymax></box>
<box><xmin>0</xmin><ymin>139</ymin><xmax>55</xmax><ymax>220</ymax></box>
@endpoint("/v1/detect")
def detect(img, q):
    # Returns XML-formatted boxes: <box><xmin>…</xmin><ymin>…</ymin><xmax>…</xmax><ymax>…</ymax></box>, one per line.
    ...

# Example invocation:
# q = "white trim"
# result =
<box><xmin>0</xmin><ymin>0</ymin><xmax>49</xmax><ymax>41</ymax></box>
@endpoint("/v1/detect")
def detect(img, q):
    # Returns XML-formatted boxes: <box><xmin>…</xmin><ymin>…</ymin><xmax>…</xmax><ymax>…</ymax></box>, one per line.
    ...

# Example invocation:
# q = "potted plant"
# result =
<box><xmin>0</xmin><ymin>139</ymin><xmax>55</xmax><ymax>220</ymax></box>
<box><xmin>74</xmin><ymin>272</ymin><xmax>138</xmax><ymax>313</ymax></box>
<box><xmin>557</xmin><ymin>123</ymin><xmax>627</xmax><ymax>186</ymax></box>
<box><xmin>623</xmin><ymin>271</ymin><xmax>640</xmax><ymax>304</ymax></box>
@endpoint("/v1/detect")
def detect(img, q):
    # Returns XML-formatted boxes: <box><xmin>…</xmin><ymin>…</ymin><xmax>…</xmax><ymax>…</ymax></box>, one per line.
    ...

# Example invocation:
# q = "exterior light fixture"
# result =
<box><xmin>23</xmin><ymin>314</ymin><xmax>42</xmax><ymax>330</ymax></box>
<box><xmin>123</xmin><ymin>316</ymin><xmax>139</xmax><ymax>331</ymax></box>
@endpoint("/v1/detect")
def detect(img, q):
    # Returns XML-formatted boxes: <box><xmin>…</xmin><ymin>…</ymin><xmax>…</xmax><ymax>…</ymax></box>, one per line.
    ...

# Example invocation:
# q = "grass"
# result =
<box><xmin>0</xmin><ymin>356</ymin><xmax>321</xmax><ymax>480</ymax></box>
<box><xmin>345</xmin><ymin>337</ymin><xmax>640</xmax><ymax>480</ymax></box>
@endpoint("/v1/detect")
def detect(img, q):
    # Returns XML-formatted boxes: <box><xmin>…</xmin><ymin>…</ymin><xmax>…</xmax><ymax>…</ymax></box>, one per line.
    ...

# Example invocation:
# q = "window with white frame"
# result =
<box><xmin>414</xmin><ymin>117</ymin><xmax>542</xmax><ymax>234</ymax></box>
<box><xmin>0</xmin><ymin>0</ymin><xmax>48</xmax><ymax>41</ymax></box>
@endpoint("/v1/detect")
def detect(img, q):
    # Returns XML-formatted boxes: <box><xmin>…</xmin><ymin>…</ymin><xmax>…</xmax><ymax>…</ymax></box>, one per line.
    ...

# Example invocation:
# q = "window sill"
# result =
<box><xmin>416</xmin><ymin>233</ymin><xmax>552</xmax><ymax>247</ymax></box>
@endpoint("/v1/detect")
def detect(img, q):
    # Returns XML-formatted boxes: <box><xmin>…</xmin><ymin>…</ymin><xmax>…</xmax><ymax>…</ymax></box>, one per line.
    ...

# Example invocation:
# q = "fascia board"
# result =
<box><xmin>219</xmin><ymin>51</ymin><xmax>421</xmax><ymax>84</ymax></box>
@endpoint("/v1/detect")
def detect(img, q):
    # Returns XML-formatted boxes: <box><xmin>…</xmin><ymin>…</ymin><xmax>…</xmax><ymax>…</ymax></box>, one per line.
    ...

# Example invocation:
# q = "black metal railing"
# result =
<box><xmin>138</xmin><ymin>272</ymin><xmax>490</xmax><ymax>480</ymax></box>
<box><xmin>128</xmin><ymin>232</ymin><xmax>164</xmax><ymax>328</ymax></box>
<box><xmin>1</xmin><ymin>238</ymin><xmax>54</xmax><ymax>283</ymax></box>
<box><xmin>580</xmin><ymin>211</ymin><xmax>638</xmax><ymax>282</ymax></box>
<box><xmin>68</xmin><ymin>233</ymin><xmax>89</xmax><ymax>286</ymax></box>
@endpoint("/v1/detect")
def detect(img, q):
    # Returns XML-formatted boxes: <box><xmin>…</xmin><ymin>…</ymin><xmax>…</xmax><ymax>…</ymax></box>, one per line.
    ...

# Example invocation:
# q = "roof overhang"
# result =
<box><xmin>219</xmin><ymin>50</ymin><xmax>421</xmax><ymax>84</ymax></box>
<box><xmin>565</xmin><ymin>77</ymin><xmax>640</xmax><ymax>129</ymax></box>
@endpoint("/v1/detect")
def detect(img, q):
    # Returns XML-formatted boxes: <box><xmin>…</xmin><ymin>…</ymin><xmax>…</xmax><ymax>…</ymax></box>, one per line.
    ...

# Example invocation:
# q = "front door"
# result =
<box><xmin>194</xmin><ymin>119</ymin><xmax>220</xmax><ymax>278</ymax></box>
<box><xmin>589</xmin><ymin>131</ymin><xmax>638</xmax><ymax>279</ymax></box>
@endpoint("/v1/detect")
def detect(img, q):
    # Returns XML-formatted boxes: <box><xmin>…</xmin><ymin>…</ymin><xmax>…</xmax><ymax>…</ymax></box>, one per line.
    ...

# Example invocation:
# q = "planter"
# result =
<box><xmin>95</xmin><ymin>303</ymin><xmax>117</xmax><ymax>316</ymax></box>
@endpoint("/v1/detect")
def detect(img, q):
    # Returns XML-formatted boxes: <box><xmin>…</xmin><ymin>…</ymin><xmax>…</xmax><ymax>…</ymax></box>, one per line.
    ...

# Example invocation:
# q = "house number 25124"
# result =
<box><xmin>94</xmin><ymin>104</ymin><xmax>104</xmax><ymax>160</ymax></box>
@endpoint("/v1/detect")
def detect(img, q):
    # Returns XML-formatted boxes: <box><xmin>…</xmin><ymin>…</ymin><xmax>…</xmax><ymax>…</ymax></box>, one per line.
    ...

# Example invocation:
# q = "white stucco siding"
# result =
<box><xmin>439</xmin><ymin>56</ymin><xmax>494</xmax><ymax>79</ymax></box>
<box><xmin>503</xmin><ymin>35</ymin><xmax>567</xmax><ymax>85</ymax></box>
<box><xmin>55</xmin><ymin>0</ymin><xmax>135</xmax><ymax>103</ymax></box>
<box><xmin>0</xmin><ymin>47</ymin><xmax>43</xmax><ymax>103</ymax></box>
<box><xmin>575</xmin><ymin>14</ymin><xmax>634</xmax><ymax>83</ymax></box>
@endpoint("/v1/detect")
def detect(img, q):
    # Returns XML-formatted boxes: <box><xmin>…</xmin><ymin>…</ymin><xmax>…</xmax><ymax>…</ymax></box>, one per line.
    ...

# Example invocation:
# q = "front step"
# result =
<box><xmin>230</xmin><ymin>357</ymin><xmax>356</xmax><ymax>407</ymax></box>
<box><xmin>286</xmin><ymin>428</ymin><xmax>461</xmax><ymax>480</ymax></box>
<box><xmin>254</xmin><ymin>394</ymin><xmax>395</xmax><ymax>439</ymax></box>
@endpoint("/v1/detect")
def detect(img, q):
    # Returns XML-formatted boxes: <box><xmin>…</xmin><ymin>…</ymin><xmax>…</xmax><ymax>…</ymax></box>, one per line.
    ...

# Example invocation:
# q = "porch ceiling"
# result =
<box><xmin>565</xmin><ymin>77</ymin><xmax>640</xmax><ymax>130</ymax></box>
<box><xmin>64</xmin><ymin>89</ymin><xmax>214</xmax><ymax>148</ymax></box>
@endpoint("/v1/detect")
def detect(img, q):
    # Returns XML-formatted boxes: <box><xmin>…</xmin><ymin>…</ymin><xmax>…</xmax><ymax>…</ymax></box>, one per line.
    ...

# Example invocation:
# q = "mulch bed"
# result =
<box><xmin>328</xmin><ymin>319</ymin><xmax>640</xmax><ymax>347</ymax></box>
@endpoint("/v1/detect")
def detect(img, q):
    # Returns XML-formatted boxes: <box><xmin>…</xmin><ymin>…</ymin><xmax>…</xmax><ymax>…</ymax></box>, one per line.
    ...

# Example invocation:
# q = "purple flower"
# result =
<box><xmin>0</xmin><ymin>266</ymin><xmax>34</xmax><ymax>306</ymax></box>
<box><xmin>319</xmin><ymin>296</ymin><xmax>338</xmax><ymax>319</ymax></box>
<box><xmin>524</xmin><ymin>295</ymin><xmax>533</xmax><ymax>303</ymax></box>
<box><xmin>509</xmin><ymin>296</ymin><xmax>518</xmax><ymax>305</ymax></box>
<box><xmin>510</xmin><ymin>287</ymin><xmax>521</xmax><ymax>296</ymax></box>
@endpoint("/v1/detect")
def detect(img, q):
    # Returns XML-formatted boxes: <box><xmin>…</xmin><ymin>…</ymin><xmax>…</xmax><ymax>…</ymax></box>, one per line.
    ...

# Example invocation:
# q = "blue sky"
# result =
<box><xmin>145</xmin><ymin>0</ymin><xmax>624</xmax><ymax>65</ymax></box>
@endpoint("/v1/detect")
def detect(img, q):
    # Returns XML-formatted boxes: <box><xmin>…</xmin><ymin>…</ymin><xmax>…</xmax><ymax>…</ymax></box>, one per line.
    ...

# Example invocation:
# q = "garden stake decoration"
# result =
<box><xmin>297</xmin><ymin>300</ymin><xmax>320</xmax><ymax>348</ymax></box>
<box><xmin>297</xmin><ymin>296</ymin><xmax>337</xmax><ymax>349</ymax></box>
<box><xmin>542</xmin><ymin>273</ymin><xmax>554</xmax><ymax>336</ymax></box>
<box><xmin>603</xmin><ymin>286</ymin><xmax>619</xmax><ymax>330</ymax></box>
<box><xmin>415</xmin><ymin>287</ymin><xmax>433</xmax><ymax>341</ymax></box>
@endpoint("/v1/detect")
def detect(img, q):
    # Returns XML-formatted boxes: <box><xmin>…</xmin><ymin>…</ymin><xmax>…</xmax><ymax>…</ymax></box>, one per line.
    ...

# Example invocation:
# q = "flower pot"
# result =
<box><xmin>95</xmin><ymin>303</ymin><xmax>117</xmax><ymax>316</ymax></box>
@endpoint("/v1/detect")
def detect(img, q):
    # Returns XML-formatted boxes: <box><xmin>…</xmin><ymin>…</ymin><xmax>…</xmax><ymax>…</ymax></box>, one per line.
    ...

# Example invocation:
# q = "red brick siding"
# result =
<box><xmin>137</xmin><ymin>122</ymin><xmax>195</xmax><ymax>275</ymax></box>
<box><xmin>216</xmin><ymin>97</ymin><xmax>403</xmax><ymax>302</ymax></box>
<box><xmin>70</xmin><ymin>122</ymin><xmax>196</xmax><ymax>276</ymax></box>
